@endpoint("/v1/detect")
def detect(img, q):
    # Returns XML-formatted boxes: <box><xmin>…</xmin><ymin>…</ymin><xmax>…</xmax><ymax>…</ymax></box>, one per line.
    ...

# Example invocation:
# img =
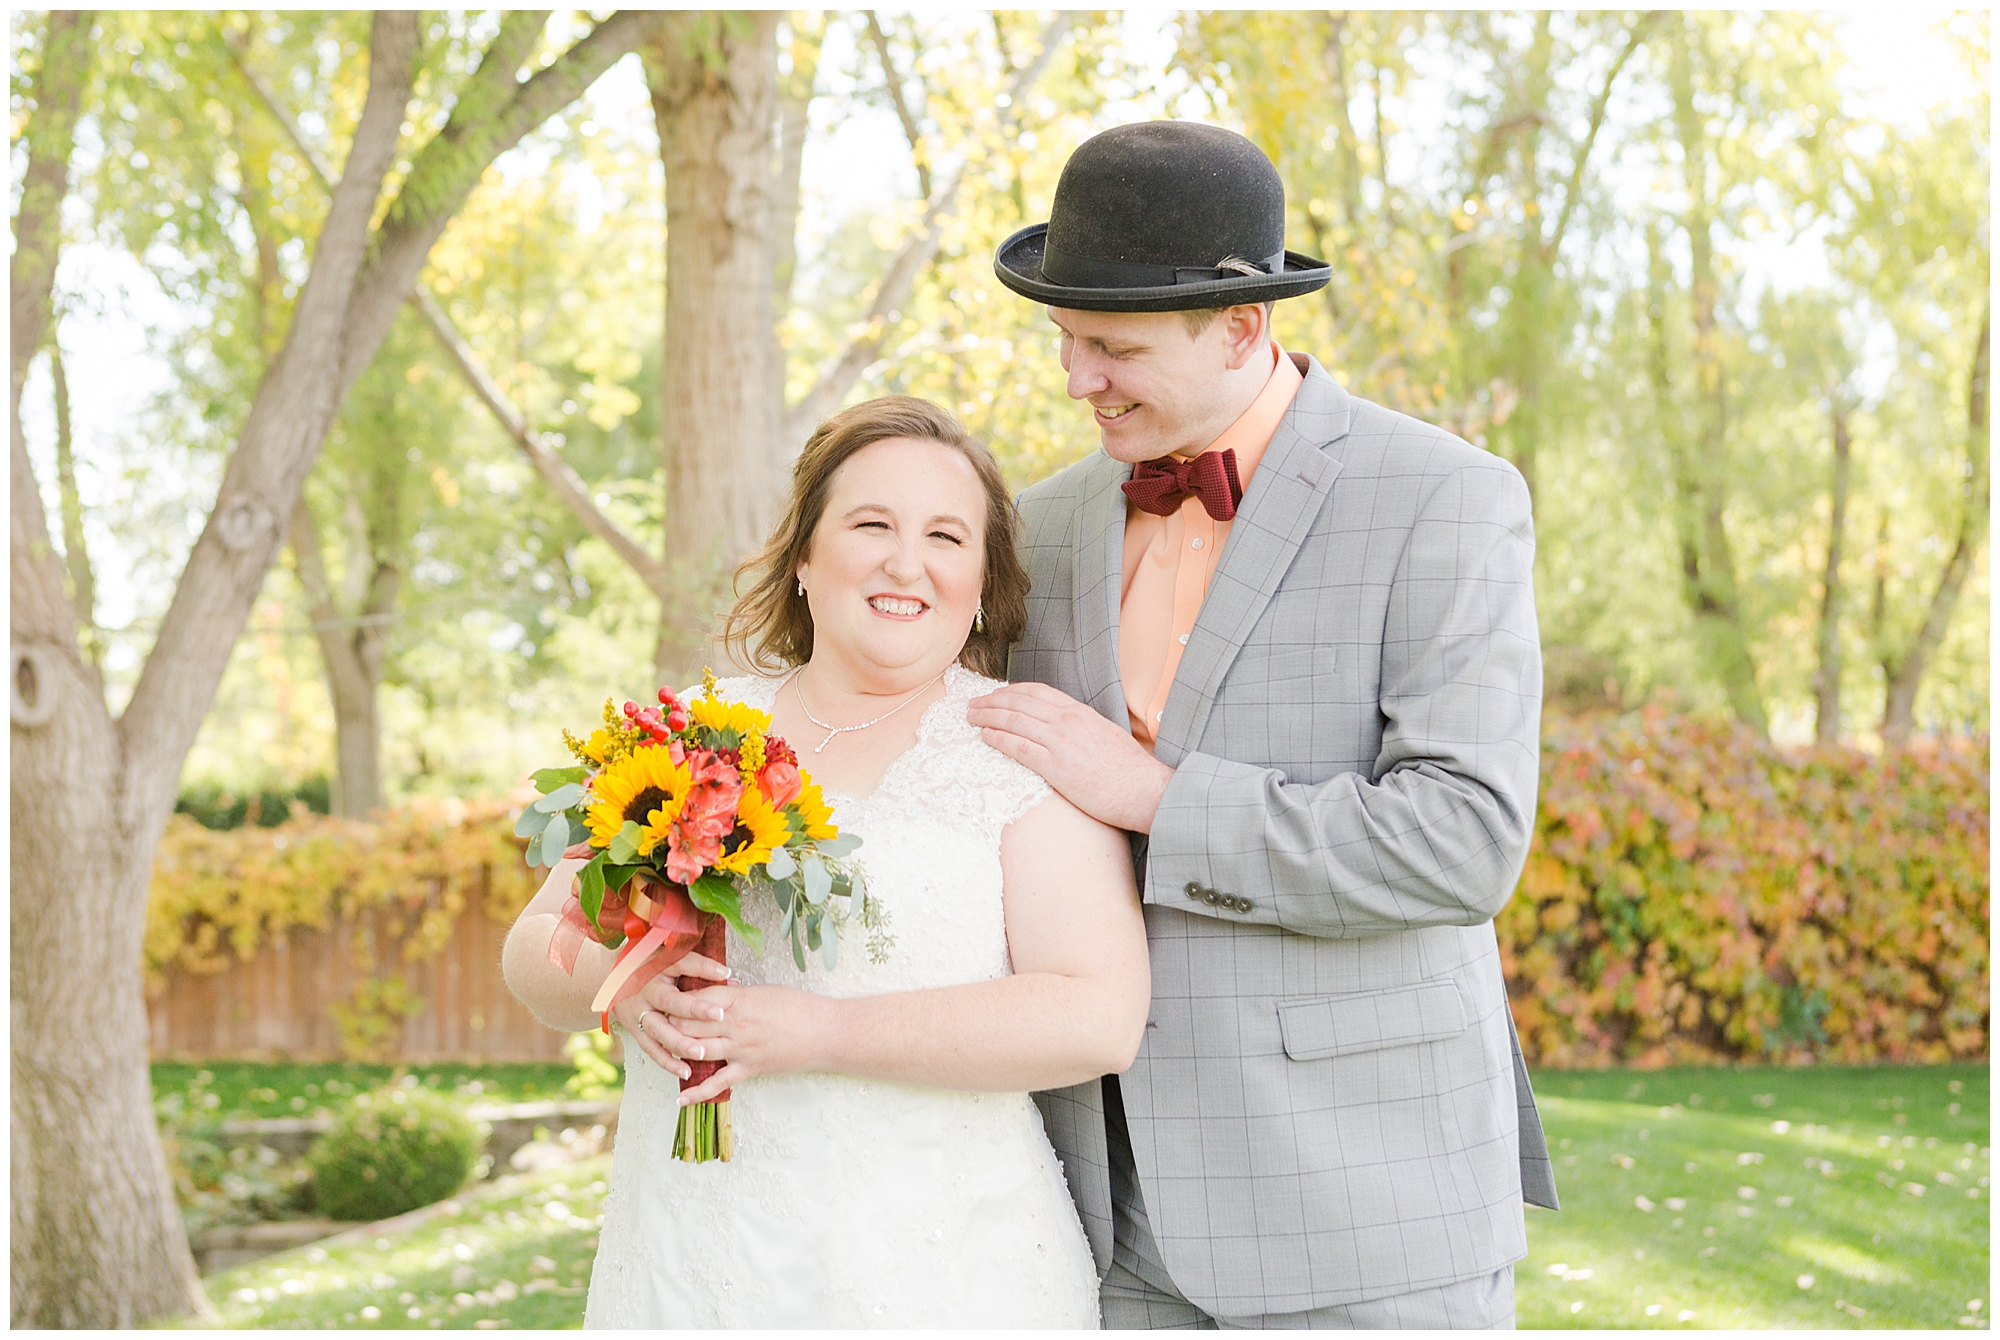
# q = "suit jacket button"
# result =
<box><xmin>1204</xmin><ymin>890</ymin><xmax>1222</xmax><ymax>906</ymax></box>
<box><xmin>1237</xmin><ymin>897</ymin><xmax>1254</xmax><ymax>912</ymax></box>
<box><xmin>1185</xmin><ymin>881</ymin><xmax>1204</xmax><ymax>900</ymax></box>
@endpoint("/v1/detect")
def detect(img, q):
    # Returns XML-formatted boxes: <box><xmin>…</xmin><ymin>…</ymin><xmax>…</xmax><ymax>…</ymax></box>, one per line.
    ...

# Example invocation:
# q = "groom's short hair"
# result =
<box><xmin>1180</xmin><ymin>261</ymin><xmax>1276</xmax><ymax>337</ymax></box>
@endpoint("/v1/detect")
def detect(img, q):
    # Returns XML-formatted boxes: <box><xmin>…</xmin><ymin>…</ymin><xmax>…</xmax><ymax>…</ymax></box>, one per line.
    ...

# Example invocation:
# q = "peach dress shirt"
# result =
<box><xmin>1119</xmin><ymin>343</ymin><xmax>1305</xmax><ymax>745</ymax></box>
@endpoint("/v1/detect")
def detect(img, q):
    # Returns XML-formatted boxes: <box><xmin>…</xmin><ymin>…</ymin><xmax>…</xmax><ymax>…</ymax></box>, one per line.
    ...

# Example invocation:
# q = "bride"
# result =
<box><xmin>502</xmin><ymin>395</ymin><xmax>1148</xmax><ymax>1328</ymax></box>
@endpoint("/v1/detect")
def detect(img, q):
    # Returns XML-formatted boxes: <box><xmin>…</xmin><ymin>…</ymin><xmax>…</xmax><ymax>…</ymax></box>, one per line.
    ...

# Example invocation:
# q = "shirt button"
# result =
<box><xmin>1190</xmin><ymin>537</ymin><xmax>1204</xmax><ymax>550</ymax></box>
<box><xmin>1178</xmin><ymin>633</ymin><xmax>1189</xmax><ymax>645</ymax></box>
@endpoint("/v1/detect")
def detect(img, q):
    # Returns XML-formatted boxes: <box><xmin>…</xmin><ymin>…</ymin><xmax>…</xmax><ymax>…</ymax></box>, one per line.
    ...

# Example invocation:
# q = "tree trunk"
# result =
<box><xmin>290</xmin><ymin>503</ymin><xmax>398</xmax><ymax>815</ymax></box>
<box><xmin>11</xmin><ymin>13</ymin><xmax>657</xmax><ymax>1321</ymax></box>
<box><xmin>8</xmin><ymin>10</ymin><xmax>217</xmax><ymax>1327</ymax></box>
<box><xmin>1881</xmin><ymin>306</ymin><xmax>1989</xmax><ymax>743</ymax></box>
<box><xmin>644</xmin><ymin>12</ymin><xmax>784</xmax><ymax>682</ymax></box>
<box><xmin>1668</xmin><ymin>23</ymin><xmax>1766</xmax><ymax>734</ymax></box>
<box><xmin>1812</xmin><ymin>397</ymin><xmax>1852</xmax><ymax>744</ymax></box>
<box><xmin>50</xmin><ymin>335</ymin><xmax>102</xmax><ymax>675</ymax></box>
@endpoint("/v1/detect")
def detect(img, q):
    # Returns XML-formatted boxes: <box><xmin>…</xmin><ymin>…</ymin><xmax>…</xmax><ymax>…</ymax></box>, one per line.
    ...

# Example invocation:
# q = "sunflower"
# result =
<box><xmin>585</xmin><ymin>746</ymin><xmax>692</xmax><ymax>856</ymax></box>
<box><xmin>711</xmin><ymin>786</ymin><xmax>792</xmax><ymax>876</ymax></box>
<box><xmin>790</xmin><ymin>779</ymin><xmax>839</xmax><ymax>842</ymax></box>
<box><xmin>690</xmin><ymin>694</ymin><xmax>772</xmax><ymax>742</ymax></box>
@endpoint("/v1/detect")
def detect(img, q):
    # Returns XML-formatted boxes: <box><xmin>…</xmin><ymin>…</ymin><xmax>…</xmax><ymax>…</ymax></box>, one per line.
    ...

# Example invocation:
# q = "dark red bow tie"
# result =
<box><xmin>1121</xmin><ymin>449</ymin><xmax>1244</xmax><ymax>522</ymax></box>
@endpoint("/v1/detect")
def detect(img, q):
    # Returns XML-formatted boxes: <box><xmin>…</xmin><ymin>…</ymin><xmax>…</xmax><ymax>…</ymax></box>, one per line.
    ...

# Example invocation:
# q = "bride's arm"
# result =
<box><xmin>499</xmin><ymin>858</ymin><xmax>719</xmax><ymax>1078</ymax></box>
<box><xmin>668</xmin><ymin>792</ymin><xmax>1150</xmax><ymax>1098</ymax></box>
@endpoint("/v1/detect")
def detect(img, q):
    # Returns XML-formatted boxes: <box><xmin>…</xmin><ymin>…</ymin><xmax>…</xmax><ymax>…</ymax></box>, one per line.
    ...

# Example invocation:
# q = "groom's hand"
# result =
<box><xmin>968</xmin><ymin>682</ymin><xmax>1171</xmax><ymax>833</ymax></box>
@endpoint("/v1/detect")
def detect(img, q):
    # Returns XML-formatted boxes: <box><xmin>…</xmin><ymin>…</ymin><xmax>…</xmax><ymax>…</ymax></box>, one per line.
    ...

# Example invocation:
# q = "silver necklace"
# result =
<box><xmin>793</xmin><ymin>667</ymin><xmax>946</xmax><ymax>754</ymax></box>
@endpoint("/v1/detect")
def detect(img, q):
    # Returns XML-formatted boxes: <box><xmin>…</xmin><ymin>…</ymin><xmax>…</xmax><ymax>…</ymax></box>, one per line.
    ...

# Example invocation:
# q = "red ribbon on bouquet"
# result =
<box><xmin>545</xmin><ymin>860</ymin><xmax>731</xmax><ymax>1102</ymax></box>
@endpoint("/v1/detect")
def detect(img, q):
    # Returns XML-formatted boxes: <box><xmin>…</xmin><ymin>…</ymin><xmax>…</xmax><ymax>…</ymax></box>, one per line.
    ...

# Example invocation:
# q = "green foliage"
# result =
<box><xmin>175</xmin><ymin>775</ymin><xmax>332</xmax><ymax>830</ymax></box>
<box><xmin>1504</xmin><ymin>710</ymin><xmax>1989</xmax><ymax>1067</ymax></box>
<box><xmin>306</xmin><ymin>1085</ymin><xmax>480</xmax><ymax>1223</ymax></box>
<box><xmin>562</xmin><ymin>1030</ymin><xmax>621</xmax><ymax>1101</ymax></box>
<box><xmin>154</xmin><ymin>1069</ymin><xmax>314</xmax><ymax>1235</ymax></box>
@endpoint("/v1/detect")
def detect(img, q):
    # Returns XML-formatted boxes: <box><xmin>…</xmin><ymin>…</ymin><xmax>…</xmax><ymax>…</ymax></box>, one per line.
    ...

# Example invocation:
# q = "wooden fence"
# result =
<box><xmin>148</xmin><ymin>897</ymin><xmax>574</xmax><ymax>1064</ymax></box>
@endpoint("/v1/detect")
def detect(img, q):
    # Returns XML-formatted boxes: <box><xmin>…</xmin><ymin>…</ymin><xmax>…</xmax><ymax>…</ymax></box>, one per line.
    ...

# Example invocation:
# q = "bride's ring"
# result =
<box><xmin>635</xmin><ymin>1009</ymin><xmax>652</xmax><ymax>1038</ymax></box>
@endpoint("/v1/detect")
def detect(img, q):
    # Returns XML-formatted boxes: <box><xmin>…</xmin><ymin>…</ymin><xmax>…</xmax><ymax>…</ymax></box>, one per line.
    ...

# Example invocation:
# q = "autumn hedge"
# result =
<box><xmin>1503</xmin><ymin>711</ymin><xmax>1987</xmax><ymax>1067</ymax></box>
<box><xmin>149</xmin><ymin>715</ymin><xmax>1988</xmax><ymax>1067</ymax></box>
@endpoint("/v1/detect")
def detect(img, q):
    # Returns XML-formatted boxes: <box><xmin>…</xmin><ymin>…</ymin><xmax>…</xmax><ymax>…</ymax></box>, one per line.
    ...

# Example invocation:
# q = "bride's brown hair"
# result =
<box><xmin>720</xmin><ymin>396</ymin><xmax>1028</xmax><ymax>680</ymax></box>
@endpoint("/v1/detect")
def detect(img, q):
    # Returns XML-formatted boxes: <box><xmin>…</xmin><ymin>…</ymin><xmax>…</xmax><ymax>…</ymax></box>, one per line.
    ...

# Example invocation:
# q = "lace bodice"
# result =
<box><xmin>719</xmin><ymin>664</ymin><xmax>1051</xmax><ymax>998</ymax></box>
<box><xmin>582</xmin><ymin>664</ymin><xmax>1098</xmax><ymax>1329</ymax></box>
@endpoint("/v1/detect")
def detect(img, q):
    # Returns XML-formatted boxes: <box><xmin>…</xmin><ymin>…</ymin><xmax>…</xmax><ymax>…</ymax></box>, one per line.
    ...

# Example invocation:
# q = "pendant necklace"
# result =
<box><xmin>793</xmin><ymin>667</ymin><xmax>946</xmax><ymax>754</ymax></box>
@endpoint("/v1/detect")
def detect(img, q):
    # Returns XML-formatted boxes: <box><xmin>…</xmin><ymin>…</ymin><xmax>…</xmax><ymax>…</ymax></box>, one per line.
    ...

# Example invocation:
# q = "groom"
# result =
<box><xmin>968</xmin><ymin>122</ymin><xmax>1558</xmax><ymax>1328</ymax></box>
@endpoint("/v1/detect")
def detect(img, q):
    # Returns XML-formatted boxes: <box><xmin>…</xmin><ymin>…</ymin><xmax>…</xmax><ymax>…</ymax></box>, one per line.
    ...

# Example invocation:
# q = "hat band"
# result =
<box><xmin>1041</xmin><ymin>241</ymin><xmax>1288</xmax><ymax>291</ymax></box>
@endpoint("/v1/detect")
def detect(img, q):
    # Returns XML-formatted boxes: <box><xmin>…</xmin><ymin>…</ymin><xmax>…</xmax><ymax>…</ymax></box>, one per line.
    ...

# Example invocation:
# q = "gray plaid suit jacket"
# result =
<box><xmin>1011</xmin><ymin>354</ymin><xmax>1559</xmax><ymax>1318</ymax></box>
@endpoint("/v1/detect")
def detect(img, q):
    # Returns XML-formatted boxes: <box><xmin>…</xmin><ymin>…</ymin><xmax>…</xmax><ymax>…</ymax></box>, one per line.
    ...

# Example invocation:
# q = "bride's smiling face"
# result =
<box><xmin>799</xmin><ymin>436</ymin><xmax>988</xmax><ymax>683</ymax></box>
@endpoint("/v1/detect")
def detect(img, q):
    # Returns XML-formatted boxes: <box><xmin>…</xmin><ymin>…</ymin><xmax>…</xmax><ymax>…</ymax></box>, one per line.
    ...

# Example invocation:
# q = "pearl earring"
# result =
<box><xmin>797</xmin><ymin>576</ymin><xmax>806</xmax><ymax>597</ymax></box>
<box><xmin>974</xmin><ymin>602</ymin><xmax>986</xmax><ymax>635</ymax></box>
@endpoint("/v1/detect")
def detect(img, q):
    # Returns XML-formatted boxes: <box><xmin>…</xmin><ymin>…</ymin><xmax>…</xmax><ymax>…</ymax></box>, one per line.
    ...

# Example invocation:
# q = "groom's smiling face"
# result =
<box><xmin>1048</xmin><ymin>305</ymin><xmax>1269</xmax><ymax>464</ymax></box>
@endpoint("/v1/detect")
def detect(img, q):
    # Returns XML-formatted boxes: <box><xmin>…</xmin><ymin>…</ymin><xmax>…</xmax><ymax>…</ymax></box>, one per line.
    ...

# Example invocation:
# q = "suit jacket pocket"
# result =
<box><xmin>1277</xmin><ymin>981</ymin><xmax>1468</xmax><ymax>1061</ymax></box>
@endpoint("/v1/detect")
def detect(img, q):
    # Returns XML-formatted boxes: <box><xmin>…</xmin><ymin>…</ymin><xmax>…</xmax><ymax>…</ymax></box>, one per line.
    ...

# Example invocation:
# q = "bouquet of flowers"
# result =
<box><xmin>525</xmin><ymin>670</ymin><xmax>888</xmax><ymax>1161</ymax></box>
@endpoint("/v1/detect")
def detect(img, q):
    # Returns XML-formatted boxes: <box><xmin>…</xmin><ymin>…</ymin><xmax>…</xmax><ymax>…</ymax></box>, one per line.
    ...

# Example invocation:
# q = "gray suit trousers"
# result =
<box><xmin>1099</xmin><ymin>1076</ymin><xmax>1515</xmax><ymax>1330</ymax></box>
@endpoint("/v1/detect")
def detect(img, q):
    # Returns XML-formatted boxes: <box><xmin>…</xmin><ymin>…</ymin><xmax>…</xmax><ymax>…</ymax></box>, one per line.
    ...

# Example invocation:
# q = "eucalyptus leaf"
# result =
<box><xmin>790</xmin><ymin>921</ymin><xmax>808</xmax><ymax>973</ymax></box>
<box><xmin>821</xmin><ymin>920</ymin><xmax>839</xmax><ymax>971</ymax></box>
<box><xmin>816</xmin><ymin>832</ymin><xmax>863</xmax><ymax>859</ymax></box>
<box><xmin>766</xmin><ymin>845</ymin><xmax>796</xmax><ymax>880</ymax></box>
<box><xmin>534</xmin><ymin>782</ymin><xmax>586</xmax><ymax>813</ymax></box>
<box><xmin>514</xmin><ymin>806</ymin><xmax>553</xmax><ymax>839</ymax></box>
<box><xmin>776</xmin><ymin>890</ymin><xmax>796</xmax><ymax>942</ymax></box>
<box><xmin>802</xmin><ymin>854</ymin><xmax>831</xmax><ymax>906</ymax></box>
<box><xmin>541</xmin><ymin>810</ymin><xmax>571</xmax><ymax>859</ymax></box>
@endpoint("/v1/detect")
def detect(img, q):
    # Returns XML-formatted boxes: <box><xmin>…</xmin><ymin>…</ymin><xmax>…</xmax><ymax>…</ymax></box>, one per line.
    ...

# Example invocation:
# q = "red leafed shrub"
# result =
<box><xmin>1501</xmin><ymin>710</ymin><xmax>1988</xmax><ymax>1068</ymax></box>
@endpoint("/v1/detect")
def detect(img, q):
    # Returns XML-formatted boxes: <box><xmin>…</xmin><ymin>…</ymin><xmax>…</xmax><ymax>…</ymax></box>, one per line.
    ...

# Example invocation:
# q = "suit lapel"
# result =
<box><xmin>1070</xmin><ymin>452</ymin><xmax>1131</xmax><ymax>724</ymax></box>
<box><xmin>1154</xmin><ymin>362</ymin><xmax>1350</xmax><ymax>765</ymax></box>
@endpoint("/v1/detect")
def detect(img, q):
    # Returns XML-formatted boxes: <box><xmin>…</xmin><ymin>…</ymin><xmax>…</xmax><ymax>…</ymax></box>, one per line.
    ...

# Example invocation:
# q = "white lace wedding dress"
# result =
<box><xmin>582</xmin><ymin>665</ymin><xmax>1102</xmax><ymax>1329</ymax></box>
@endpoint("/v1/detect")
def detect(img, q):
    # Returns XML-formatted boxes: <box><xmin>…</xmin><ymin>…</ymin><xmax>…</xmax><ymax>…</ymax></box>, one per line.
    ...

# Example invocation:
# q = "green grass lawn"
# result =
<box><xmin>175</xmin><ymin>1062</ymin><xmax>1987</xmax><ymax>1329</ymax></box>
<box><xmin>152</xmin><ymin>1061</ymin><xmax>592</xmax><ymax>1122</ymax></box>
<box><xmin>1518</xmin><ymin>1062</ymin><xmax>1989</xmax><ymax>1329</ymax></box>
<box><xmin>174</xmin><ymin>1157</ymin><xmax>613</xmax><ymax>1330</ymax></box>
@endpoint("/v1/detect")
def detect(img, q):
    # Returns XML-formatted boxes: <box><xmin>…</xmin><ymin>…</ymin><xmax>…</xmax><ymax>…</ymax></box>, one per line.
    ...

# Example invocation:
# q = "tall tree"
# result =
<box><xmin>10</xmin><ymin>12</ymin><xmax>654</xmax><ymax>1323</ymax></box>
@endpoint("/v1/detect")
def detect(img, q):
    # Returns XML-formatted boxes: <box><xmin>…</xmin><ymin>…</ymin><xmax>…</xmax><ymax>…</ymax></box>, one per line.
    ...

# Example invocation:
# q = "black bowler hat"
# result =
<box><xmin>994</xmin><ymin>121</ymin><xmax>1331</xmax><ymax>313</ymax></box>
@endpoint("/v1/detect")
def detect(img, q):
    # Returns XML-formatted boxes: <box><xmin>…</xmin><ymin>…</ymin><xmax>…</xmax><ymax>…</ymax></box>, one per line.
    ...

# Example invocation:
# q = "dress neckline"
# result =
<box><xmin>778</xmin><ymin>663</ymin><xmax>973</xmax><ymax>812</ymax></box>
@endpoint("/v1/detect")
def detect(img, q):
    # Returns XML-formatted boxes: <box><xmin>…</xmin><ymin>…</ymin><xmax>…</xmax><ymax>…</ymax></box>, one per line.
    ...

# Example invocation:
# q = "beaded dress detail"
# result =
<box><xmin>582</xmin><ymin>666</ymin><xmax>1101</xmax><ymax>1328</ymax></box>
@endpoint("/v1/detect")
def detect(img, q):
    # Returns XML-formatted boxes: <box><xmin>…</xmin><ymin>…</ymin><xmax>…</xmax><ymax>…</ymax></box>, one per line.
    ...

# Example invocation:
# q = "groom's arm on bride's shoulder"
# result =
<box><xmin>500</xmin><ymin>857</ymin><xmax>725</xmax><ymax>1075</ymax></box>
<box><xmin>666</xmin><ymin>794</ymin><xmax>1150</xmax><ymax>1104</ymax></box>
<box><xmin>1149</xmin><ymin>454</ymin><xmax>1542</xmax><ymax>940</ymax></box>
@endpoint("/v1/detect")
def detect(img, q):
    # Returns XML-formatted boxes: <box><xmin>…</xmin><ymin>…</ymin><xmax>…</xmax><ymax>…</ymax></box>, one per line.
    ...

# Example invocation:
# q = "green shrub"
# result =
<box><xmin>307</xmin><ymin>1086</ymin><xmax>481</xmax><ymax>1223</ymax></box>
<box><xmin>174</xmin><ymin>776</ymin><xmax>332</xmax><ymax>830</ymax></box>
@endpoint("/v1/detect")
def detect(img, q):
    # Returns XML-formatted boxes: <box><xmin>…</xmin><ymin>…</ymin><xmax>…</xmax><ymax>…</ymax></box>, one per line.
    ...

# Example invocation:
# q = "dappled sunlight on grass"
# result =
<box><xmin>167</xmin><ymin>1065</ymin><xmax>1987</xmax><ymax>1329</ymax></box>
<box><xmin>1519</xmin><ymin>1063</ymin><xmax>1989</xmax><ymax>1328</ymax></box>
<box><xmin>173</xmin><ymin>1156</ymin><xmax>611</xmax><ymax>1329</ymax></box>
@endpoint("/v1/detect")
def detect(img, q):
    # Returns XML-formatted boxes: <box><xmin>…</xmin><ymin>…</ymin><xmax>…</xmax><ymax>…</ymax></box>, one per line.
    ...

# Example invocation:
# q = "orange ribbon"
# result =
<box><xmin>544</xmin><ymin>866</ymin><xmax>704</xmax><ymax>1032</ymax></box>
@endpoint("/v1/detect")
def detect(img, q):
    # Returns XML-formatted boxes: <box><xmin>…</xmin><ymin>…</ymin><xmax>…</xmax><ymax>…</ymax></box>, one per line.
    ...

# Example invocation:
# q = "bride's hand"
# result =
<box><xmin>661</xmin><ymin>983</ymin><xmax>834</xmax><ymax>1105</ymax></box>
<box><xmin>611</xmin><ymin>951</ymin><xmax>731</xmax><ymax>1080</ymax></box>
